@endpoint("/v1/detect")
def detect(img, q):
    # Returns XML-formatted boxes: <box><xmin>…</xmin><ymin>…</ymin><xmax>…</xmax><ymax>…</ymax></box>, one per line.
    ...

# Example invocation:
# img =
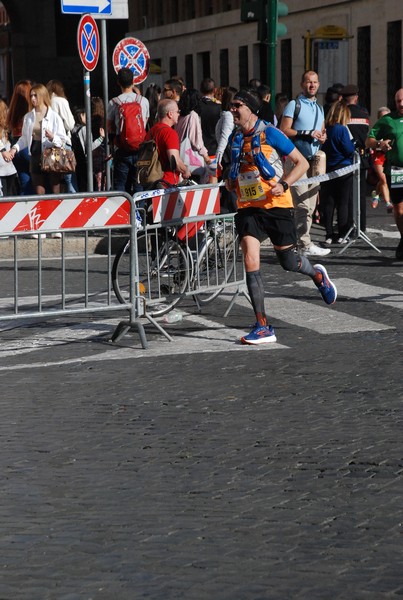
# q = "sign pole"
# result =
<box><xmin>77</xmin><ymin>14</ymin><xmax>100</xmax><ymax>192</ymax></box>
<box><xmin>100</xmin><ymin>19</ymin><xmax>111</xmax><ymax>190</ymax></box>
<box><xmin>84</xmin><ymin>70</ymin><xmax>94</xmax><ymax>191</ymax></box>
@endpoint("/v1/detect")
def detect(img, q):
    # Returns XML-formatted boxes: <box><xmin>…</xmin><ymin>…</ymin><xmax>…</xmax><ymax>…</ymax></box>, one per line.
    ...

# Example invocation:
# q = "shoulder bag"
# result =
<box><xmin>41</xmin><ymin>146</ymin><xmax>77</xmax><ymax>174</ymax></box>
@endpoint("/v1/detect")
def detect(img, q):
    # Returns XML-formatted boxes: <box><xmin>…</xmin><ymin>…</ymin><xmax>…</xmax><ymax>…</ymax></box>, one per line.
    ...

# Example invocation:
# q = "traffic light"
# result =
<box><xmin>276</xmin><ymin>1</ymin><xmax>288</xmax><ymax>38</ymax></box>
<box><xmin>246</xmin><ymin>1</ymin><xmax>288</xmax><ymax>42</ymax></box>
<box><xmin>241</xmin><ymin>0</ymin><xmax>263</xmax><ymax>22</ymax></box>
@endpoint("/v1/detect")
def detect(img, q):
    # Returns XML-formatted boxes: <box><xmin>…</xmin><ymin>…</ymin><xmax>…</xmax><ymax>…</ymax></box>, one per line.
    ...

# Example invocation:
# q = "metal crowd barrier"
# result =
<box><xmin>292</xmin><ymin>152</ymin><xmax>381</xmax><ymax>254</ymax></box>
<box><xmin>0</xmin><ymin>185</ymin><xmax>245</xmax><ymax>349</ymax></box>
<box><xmin>111</xmin><ymin>183</ymin><xmax>246</xmax><ymax>344</ymax></box>
<box><xmin>0</xmin><ymin>190</ymin><xmax>151</xmax><ymax>347</ymax></box>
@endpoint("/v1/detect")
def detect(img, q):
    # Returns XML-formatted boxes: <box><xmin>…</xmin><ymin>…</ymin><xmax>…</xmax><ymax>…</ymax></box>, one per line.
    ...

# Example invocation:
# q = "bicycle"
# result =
<box><xmin>111</xmin><ymin>181</ymin><xmax>240</xmax><ymax>317</ymax></box>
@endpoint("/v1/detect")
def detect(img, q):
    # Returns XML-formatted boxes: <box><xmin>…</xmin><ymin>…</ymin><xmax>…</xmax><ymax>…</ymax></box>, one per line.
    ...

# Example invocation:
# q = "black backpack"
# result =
<box><xmin>71</xmin><ymin>125</ymin><xmax>86</xmax><ymax>166</ymax></box>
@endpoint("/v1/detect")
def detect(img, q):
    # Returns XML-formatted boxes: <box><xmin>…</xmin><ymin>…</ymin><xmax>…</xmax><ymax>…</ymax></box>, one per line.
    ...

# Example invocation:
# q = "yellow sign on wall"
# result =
<box><xmin>313</xmin><ymin>25</ymin><xmax>349</xmax><ymax>40</ymax></box>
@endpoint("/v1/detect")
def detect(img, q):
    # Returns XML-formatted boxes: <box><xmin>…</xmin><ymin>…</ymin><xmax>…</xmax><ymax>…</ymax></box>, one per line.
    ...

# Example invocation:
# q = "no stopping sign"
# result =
<box><xmin>77</xmin><ymin>15</ymin><xmax>100</xmax><ymax>72</ymax></box>
<box><xmin>112</xmin><ymin>37</ymin><xmax>150</xmax><ymax>84</ymax></box>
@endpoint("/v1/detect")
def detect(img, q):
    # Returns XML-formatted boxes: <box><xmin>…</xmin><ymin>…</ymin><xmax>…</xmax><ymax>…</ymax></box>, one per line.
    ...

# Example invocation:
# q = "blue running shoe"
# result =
<box><xmin>313</xmin><ymin>264</ymin><xmax>337</xmax><ymax>305</ymax></box>
<box><xmin>241</xmin><ymin>323</ymin><xmax>277</xmax><ymax>345</ymax></box>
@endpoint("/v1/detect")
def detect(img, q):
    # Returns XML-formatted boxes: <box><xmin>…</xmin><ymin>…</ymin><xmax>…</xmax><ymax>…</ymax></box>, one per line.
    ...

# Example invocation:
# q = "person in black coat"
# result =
<box><xmin>257</xmin><ymin>84</ymin><xmax>275</xmax><ymax>124</ymax></box>
<box><xmin>341</xmin><ymin>84</ymin><xmax>370</xmax><ymax>233</ymax></box>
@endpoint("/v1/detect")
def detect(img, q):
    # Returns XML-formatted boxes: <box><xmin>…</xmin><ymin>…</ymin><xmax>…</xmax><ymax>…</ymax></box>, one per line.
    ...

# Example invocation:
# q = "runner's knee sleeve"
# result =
<box><xmin>275</xmin><ymin>246</ymin><xmax>299</xmax><ymax>272</ymax></box>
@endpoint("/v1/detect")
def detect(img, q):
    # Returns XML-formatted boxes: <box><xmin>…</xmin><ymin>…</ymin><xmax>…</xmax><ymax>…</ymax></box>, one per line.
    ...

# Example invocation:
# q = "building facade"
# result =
<box><xmin>1</xmin><ymin>0</ymin><xmax>402</xmax><ymax>122</ymax></box>
<box><xmin>128</xmin><ymin>0</ymin><xmax>403</xmax><ymax>121</ymax></box>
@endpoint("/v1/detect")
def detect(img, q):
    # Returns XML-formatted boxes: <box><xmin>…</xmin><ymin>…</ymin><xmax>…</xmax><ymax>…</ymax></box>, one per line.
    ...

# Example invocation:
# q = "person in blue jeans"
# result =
<box><xmin>107</xmin><ymin>68</ymin><xmax>149</xmax><ymax>195</ymax></box>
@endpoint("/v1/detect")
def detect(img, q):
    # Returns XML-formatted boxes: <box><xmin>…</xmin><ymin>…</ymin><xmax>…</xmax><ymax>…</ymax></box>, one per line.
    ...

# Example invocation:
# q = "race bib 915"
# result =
<box><xmin>238</xmin><ymin>171</ymin><xmax>266</xmax><ymax>202</ymax></box>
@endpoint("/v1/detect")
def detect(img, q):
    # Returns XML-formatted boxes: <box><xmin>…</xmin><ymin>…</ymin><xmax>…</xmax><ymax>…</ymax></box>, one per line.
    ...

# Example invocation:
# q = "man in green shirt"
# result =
<box><xmin>366</xmin><ymin>88</ymin><xmax>403</xmax><ymax>260</ymax></box>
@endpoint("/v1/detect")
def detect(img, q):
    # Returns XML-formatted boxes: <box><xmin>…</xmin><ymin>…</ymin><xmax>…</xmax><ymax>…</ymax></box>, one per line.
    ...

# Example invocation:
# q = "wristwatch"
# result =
<box><xmin>278</xmin><ymin>179</ymin><xmax>289</xmax><ymax>192</ymax></box>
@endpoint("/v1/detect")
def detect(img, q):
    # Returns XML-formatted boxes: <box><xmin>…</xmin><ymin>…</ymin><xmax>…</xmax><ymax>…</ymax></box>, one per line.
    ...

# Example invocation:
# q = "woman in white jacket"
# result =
<box><xmin>5</xmin><ymin>83</ymin><xmax>66</xmax><ymax>195</ymax></box>
<box><xmin>47</xmin><ymin>79</ymin><xmax>76</xmax><ymax>193</ymax></box>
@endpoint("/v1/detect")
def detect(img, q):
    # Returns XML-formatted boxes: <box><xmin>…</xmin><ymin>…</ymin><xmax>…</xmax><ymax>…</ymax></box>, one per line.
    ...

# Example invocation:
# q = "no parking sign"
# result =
<box><xmin>77</xmin><ymin>14</ymin><xmax>100</xmax><ymax>71</ymax></box>
<box><xmin>112</xmin><ymin>37</ymin><xmax>150</xmax><ymax>84</ymax></box>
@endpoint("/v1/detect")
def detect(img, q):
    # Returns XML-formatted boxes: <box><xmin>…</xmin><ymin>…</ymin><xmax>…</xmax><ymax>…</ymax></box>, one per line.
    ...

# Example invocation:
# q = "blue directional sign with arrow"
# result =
<box><xmin>61</xmin><ymin>0</ymin><xmax>112</xmax><ymax>15</ymax></box>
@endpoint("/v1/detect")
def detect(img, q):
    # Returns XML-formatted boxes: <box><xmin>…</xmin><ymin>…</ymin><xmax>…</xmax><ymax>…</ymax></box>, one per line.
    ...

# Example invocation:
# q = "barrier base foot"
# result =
<box><xmin>338</xmin><ymin>224</ymin><xmax>381</xmax><ymax>255</ymax></box>
<box><xmin>110</xmin><ymin>314</ymin><xmax>174</xmax><ymax>348</ymax></box>
<box><xmin>110</xmin><ymin>319</ymin><xmax>148</xmax><ymax>349</ymax></box>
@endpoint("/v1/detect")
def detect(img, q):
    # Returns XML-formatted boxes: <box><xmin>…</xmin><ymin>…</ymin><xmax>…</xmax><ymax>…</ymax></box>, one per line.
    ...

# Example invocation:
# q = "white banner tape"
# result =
<box><xmin>292</xmin><ymin>162</ymin><xmax>359</xmax><ymax>187</ymax></box>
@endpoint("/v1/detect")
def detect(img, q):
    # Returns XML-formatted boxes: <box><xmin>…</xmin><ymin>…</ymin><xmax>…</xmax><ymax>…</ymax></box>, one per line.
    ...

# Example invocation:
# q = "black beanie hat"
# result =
<box><xmin>233</xmin><ymin>89</ymin><xmax>262</xmax><ymax>114</ymax></box>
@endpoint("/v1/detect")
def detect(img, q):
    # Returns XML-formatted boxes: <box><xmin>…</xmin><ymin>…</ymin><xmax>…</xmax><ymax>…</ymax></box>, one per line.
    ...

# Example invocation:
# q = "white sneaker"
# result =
<box><xmin>27</xmin><ymin>233</ymin><xmax>46</xmax><ymax>239</ymax></box>
<box><xmin>302</xmin><ymin>243</ymin><xmax>331</xmax><ymax>257</ymax></box>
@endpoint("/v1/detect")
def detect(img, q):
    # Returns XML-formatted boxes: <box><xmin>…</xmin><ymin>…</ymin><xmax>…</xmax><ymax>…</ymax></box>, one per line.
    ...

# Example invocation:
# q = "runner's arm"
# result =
<box><xmin>270</xmin><ymin>147</ymin><xmax>309</xmax><ymax>196</ymax></box>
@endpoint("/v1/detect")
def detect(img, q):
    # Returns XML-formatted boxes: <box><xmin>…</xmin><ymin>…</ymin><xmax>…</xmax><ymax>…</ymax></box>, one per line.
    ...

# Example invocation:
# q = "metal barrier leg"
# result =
<box><xmin>339</xmin><ymin>156</ymin><xmax>381</xmax><ymax>255</ymax></box>
<box><xmin>223</xmin><ymin>284</ymin><xmax>250</xmax><ymax>318</ymax></box>
<box><xmin>109</xmin><ymin>320</ymin><xmax>135</xmax><ymax>344</ymax></box>
<box><xmin>145</xmin><ymin>314</ymin><xmax>174</xmax><ymax>342</ymax></box>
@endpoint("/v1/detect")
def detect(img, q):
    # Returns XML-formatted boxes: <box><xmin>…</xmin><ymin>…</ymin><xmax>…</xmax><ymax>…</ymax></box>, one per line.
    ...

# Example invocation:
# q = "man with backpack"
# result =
<box><xmin>107</xmin><ymin>67</ymin><xmax>149</xmax><ymax>194</ymax></box>
<box><xmin>144</xmin><ymin>99</ymin><xmax>191</xmax><ymax>186</ymax></box>
<box><xmin>280</xmin><ymin>70</ymin><xmax>330</xmax><ymax>257</ymax></box>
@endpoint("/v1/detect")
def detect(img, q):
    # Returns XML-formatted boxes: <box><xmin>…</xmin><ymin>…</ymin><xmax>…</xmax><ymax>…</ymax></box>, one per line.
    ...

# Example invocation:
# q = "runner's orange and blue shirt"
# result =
<box><xmin>233</xmin><ymin>124</ymin><xmax>295</xmax><ymax>211</ymax></box>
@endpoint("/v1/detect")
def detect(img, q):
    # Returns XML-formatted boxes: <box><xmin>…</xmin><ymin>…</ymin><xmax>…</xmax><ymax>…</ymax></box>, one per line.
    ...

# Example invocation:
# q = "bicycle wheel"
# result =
<box><xmin>112</xmin><ymin>230</ymin><xmax>191</xmax><ymax>317</ymax></box>
<box><xmin>194</xmin><ymin>221</ymin><xmax>240</xmax><ymax>305</ymax></box>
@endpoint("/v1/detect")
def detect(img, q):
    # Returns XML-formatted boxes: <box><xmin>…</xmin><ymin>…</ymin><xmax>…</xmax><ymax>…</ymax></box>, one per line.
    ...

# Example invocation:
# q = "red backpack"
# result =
<box><xmin>113</xmin><ymin>95</ymin><xmax>145</xmax><ymax>152</ymax></box>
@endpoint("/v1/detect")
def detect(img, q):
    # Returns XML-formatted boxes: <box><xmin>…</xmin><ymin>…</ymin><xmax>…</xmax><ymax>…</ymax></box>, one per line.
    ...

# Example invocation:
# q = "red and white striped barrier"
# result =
<box><xmin>152</xmin><ymin>187</ymin><xmax>220</xmax><ymax>223</ymax></box>
<box><xmin>0</xmin><ymin>196</ymin><xmax>130</xmax><ymax>234</ymax></box>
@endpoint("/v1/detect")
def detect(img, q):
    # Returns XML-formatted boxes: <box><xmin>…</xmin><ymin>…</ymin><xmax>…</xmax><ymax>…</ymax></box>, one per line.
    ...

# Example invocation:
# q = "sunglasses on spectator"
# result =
<box><xmin>229</xmin><ymin>101</ymin><xmax>246</xmax><ymax>109</ymax></box>
<box><xmin>163</xmin><ymin>88</ymin><xmax>172</xmax><ymax>92</ymax></box>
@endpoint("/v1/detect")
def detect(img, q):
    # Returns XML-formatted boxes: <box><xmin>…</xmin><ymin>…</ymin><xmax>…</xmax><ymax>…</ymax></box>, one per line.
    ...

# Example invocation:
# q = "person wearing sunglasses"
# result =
<box><xmin>225</xmin><ymin>87</ymin><xmax>337</xmax><ymax>345</ymax></box>
<box><xmin>162</xmin><ymin>79</ymin><xmax>183</xmax><ymax>102</ymax></box>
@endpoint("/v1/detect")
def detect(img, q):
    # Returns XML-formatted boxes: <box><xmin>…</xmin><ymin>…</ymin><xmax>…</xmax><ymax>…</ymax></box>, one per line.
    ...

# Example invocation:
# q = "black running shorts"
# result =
<box><xmin>386</xmin><ymin>175</ymin><xmax>403</xmax><ymax>205</ymax></box>
<box><xmin>235</xmin><ymin>207</ymin><xmax>297</xmax><ymax>246</ymax></box>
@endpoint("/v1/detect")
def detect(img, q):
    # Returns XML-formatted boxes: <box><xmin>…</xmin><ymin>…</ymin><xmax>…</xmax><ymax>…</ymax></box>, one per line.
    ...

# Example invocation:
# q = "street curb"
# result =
<box><xmin>0</xmin><ymin>235</ymin><xmax>126</xmax><ymax>259</ymax></box>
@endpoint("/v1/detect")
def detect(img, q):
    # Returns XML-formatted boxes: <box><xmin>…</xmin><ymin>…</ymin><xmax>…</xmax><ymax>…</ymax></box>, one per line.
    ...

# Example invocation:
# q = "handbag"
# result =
<box><xmin>41</xmin><ymin>146</ymin><xmax>77</xmax><ymax>174</ymax></box>
<box><xmin>180</xmin><ymin>133</ymin><xmax>209</xmax><ymax>183</ymax></box>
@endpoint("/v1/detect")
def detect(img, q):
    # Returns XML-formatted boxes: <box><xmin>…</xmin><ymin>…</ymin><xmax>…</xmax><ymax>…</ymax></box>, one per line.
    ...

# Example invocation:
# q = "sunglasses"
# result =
<box><xmin>230</xmin><ymin>102</ymin><xmax>245</xmax><ymax>109</ymax></box>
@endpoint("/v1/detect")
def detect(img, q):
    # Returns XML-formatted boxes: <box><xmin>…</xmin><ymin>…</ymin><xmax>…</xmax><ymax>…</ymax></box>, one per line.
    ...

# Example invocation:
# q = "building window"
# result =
<box><xmin>185</xmin><ymin>54</ymin><xmax>194</xmax><ymax>89</ymax></box>
<box><xmin>280</xmin><ymin>39</ymin><xmax>292</xmax><ymax>99</ymax></box>
<box><xmin>220</xmin><ymin>49</ymin><xmax>229</xmax><ymax>86</ymax></box>
<box><xmin>171</xmin><ymin>0</ymin><xmax>178</xmax><ymax>22</ymax></box>
<box><xmin>186</xmin><ymin>4</ymin><xmax>196</xmax><ymax>19</ymax></box>
<box><xmin>170</xmin><ymin>56</ymin><xmax>177</xmax><ymax>78</ymax></box>
<box><xmin>198</xmin><ymin>51</ymin><xmax>211</xmax><ymax>80</ymax></box>
<box><xmin>55</xmin><ymin>5</ymin><xmax>79</xmax><ymax>57</ymax></box>
<box><xmin>357</xmin><ymin>26</ymin><xmax>371</xmax><ymax>114</ymax></box>
<box><xmin>239</xmin><ymin>45</ymin><xmax>248</xmax><ymax>87</ymax></box>
<box><xmin>387</xmin><ymin>20</ymin><xmax>402</xmax><ymax>108</ymax></box>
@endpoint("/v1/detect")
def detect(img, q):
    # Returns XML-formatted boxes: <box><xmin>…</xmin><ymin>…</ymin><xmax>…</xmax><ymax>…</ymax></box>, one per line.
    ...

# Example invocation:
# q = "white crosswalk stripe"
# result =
<box><xmin>295</xmin><ymin>278</ymin><xmax>403</xmax><ymax>312</ymax></box>
<box><xmin>0</xmin><ymin>274</ymin><xmax>401</xmax><ymax>369</ymax></box>
<box><xmin>233</xmin><ymin>293</ymin><xmax>392</xmax><ymax>333</ymax></box>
